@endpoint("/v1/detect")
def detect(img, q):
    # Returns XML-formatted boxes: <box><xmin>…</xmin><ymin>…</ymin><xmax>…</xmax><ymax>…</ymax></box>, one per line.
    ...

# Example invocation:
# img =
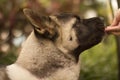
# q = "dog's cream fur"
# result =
<box><xmin>7</xmin><ymin>64</ymin><xmax>38</xmax><ymax>80</ymax></box>
<box><xmin>7</xmin><ymin>31</ymin><xmax>80</xmax><ymax>80</ymax></box>
<box><xmin>53</xmin><ymin>18</ymin><xmax>79</xmax><ymax>53</ymax></box>
<box><xmin>7</xmin><ymin>63</ymin><xmax>80</xmax><ymax>80</ymax></box>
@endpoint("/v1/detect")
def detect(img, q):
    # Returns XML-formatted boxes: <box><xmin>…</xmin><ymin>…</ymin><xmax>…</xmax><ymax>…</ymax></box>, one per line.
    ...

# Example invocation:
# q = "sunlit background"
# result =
<box><xmin>0</xmin><ymin>0</ymin><xmax>119</xmax><ymax>80</ymax></box>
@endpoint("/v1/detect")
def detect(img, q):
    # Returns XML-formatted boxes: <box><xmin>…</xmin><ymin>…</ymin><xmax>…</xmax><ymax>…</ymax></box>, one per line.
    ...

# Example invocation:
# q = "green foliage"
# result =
<box><xmin>80</xmin><ymin>36</ymin><xmax>118</xmax><ymax>80</ymax></box>
<box><xmin>0</xmin><ymin>52</ymin><xmax>17</xmax><ymax>65</ymax></box>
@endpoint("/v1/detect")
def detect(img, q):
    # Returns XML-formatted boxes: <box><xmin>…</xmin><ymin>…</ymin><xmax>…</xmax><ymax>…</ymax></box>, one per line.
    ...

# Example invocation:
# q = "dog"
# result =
<box><xmin>0</xmin><ymin>8</ymin><xmax>105</xmax><ymax>80</ymax></box>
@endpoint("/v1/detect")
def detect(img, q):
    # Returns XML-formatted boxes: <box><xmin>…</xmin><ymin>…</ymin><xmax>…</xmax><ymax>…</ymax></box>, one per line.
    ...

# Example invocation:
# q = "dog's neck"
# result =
<box><xmin>15</xmin><ymin>31</ymin><xmax>79</xmax><ymax>78</ymax></box>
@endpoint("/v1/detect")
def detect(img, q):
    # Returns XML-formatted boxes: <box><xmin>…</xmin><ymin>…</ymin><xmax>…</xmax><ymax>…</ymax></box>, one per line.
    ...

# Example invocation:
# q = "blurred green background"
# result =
<box><xmin>0</xmin><ymin>0</ymin><xmax>119</xmax><ymax>80</ymax></box>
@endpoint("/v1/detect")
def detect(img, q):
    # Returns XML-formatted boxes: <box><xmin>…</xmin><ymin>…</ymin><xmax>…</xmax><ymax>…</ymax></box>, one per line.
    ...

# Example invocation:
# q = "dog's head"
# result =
<box><xmin>23</xmin><ymin>9</ymin><xmax>105</xmax><ymax>59</ymax></box>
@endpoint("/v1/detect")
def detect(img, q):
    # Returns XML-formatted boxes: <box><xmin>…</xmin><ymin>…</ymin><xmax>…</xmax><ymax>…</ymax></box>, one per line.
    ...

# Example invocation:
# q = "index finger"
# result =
<box><xmin>105</xmin><ymin>25</ymin><xmax>120</xmax><ymax>32</ymax></box>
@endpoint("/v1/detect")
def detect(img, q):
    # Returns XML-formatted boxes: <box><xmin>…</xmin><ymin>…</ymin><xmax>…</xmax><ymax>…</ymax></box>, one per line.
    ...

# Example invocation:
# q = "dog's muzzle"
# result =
<box><xmin>75</xmin><ymin>17</ymin><xmax>105</xmax><ymax>52</ymax></box>
<box><xmin>83</xmin><ymin>17</ymin><xmax>105</xmax><ymax>32</ymax></box>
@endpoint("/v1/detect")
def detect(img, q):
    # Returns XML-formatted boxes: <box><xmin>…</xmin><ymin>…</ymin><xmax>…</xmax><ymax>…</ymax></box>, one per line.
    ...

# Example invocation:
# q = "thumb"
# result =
<box><xmin>111</xmin><ymin>9</ymin><xmax>120</xmax><ymax>26</ymax></box>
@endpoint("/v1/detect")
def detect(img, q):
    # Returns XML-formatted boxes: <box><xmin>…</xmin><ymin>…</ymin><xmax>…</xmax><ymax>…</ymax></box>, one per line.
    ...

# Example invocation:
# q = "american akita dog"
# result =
<box><xmin>0</xmin><ymin>8</ymin><xmax>105</xmax><ymax>80</ymax></box>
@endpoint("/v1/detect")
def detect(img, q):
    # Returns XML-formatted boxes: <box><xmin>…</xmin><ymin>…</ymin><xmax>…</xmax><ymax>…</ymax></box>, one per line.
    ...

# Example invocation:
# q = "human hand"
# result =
<box><xmin>105</xmin><ymin>9</ymin><xmax>120</xmax><ymax>35</ymax></box>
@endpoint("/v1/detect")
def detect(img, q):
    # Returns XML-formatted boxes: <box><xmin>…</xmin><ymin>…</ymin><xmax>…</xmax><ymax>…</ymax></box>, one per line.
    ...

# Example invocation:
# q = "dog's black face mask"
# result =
<box><xmin>54</xmin><ymin>14</ymin><xmax>105</xmax><ymax>48</ymax></box>
<box><xmin>52</xmin><ymin>14</ymin><xmax>105</xmax><ymax>57</ymax></box>
<box><xmin>73</xmin><ymin>17</ymin><xmax>105</xmax><ymax>56</ymax></box>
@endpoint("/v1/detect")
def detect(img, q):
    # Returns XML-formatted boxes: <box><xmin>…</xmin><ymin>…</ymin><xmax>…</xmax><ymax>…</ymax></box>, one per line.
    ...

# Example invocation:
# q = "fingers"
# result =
<box><xmin>105</xmin><ymin>25</ymin><xmax>120</xmax><ymax>35</ymax></box>
<box><xmin>105</xmin><ymin>9</ymin><xmax>120</xmax><ymax>35</ymax></box>
<box><xmin>105</xmin><ymin>26</ymin><xmax>120</xmax><ymax>32</ymax></box>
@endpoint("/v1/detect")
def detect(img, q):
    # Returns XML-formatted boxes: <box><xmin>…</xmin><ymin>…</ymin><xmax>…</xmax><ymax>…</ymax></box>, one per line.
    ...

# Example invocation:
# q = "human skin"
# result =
<box><xmin>105</xmin><ymin>9</ymin><xmax>120</xmax><ymax>35</ymax></box>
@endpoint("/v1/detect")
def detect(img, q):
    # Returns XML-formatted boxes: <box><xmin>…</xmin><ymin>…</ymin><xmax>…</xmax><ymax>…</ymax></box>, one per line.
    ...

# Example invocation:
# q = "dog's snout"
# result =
<box><xmin>94</xmin><ymin>17</ymin><xmax>105</xmax><ymax>31</ymax></box>
<box><xmin>83</xmin><ymin>17</ymin><xmax>105</xmax><ymax>32</ymax></box>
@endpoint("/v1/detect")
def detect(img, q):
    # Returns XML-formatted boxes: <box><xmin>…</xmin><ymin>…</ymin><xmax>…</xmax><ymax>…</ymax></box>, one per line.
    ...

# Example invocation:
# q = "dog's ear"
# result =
<box><xmin>23</xmin><ymin>8</ymin><xmax>57</xmax><ymax>38</ymax></box>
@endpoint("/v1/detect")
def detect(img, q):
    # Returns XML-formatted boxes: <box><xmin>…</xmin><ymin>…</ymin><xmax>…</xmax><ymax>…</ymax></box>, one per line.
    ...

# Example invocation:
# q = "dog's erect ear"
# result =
<box><xmin>23</xmin><ymin>8</ymin><xmax>58</xmax><ymax>38</ymax></box>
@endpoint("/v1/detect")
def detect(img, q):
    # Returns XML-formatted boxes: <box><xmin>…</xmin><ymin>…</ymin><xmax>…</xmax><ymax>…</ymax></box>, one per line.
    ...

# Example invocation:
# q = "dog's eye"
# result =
<box><xmin>69</xmin><ymin>36</ymin><xmax>73</xmax><ymax>41</ymax></box>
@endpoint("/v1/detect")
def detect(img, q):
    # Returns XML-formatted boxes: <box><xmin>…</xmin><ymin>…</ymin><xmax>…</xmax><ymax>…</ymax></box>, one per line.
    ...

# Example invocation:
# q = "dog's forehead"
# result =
<box><xmin>54</xmin><ymin>13</ymin><xmax>80</xmax><ymax>22</ymax></box>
